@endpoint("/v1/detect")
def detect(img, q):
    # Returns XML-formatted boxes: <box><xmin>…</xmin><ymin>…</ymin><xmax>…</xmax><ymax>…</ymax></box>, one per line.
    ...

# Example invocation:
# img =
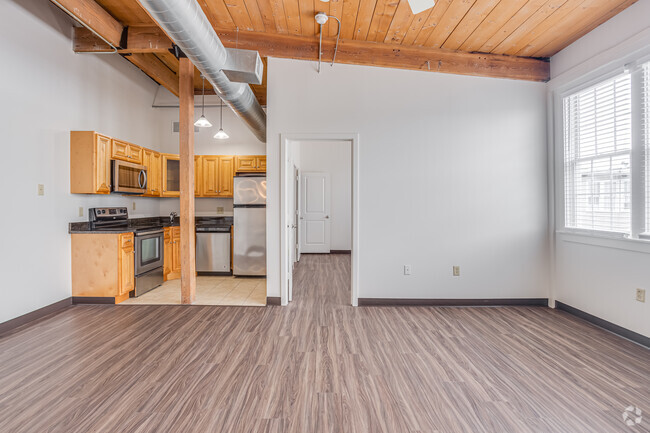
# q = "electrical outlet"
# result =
<box><xmin>217</xmin><ymin>206</ymin><xmax>224</xmax><ymax>214</ymax></box>
<box><xmin>453</xmin><ymin>266</ymin><xmax>460</xmax><ymax>277</ymax></box>
<box><xmin>403</xmin><ymin>265</ymin><xmax>412</xmax><ymax>275</ymax></box>
<box><xmin>636</xmin><ymin>288</ymin><xmax>646</xmax><ymax>303</ymax></box>
<box><xmin>78</xmin><ymin>207</ymin><xmax>84</xmax><ymax>217</ymax></box>
<box><xmin>132</xmin><ymin>201</ymin><xmax>136</xmax><ymax>211</ymax></box>
<box><xmin>38</xmin><ymin>184</ymin><xmax>44</xmax><ymax>196</ymax></box>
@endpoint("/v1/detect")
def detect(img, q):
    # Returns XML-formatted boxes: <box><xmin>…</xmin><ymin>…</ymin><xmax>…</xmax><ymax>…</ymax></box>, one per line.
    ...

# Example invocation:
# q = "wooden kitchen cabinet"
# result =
<box><xmin>202</xmin><ymin>156</ymin><xmax>219</xmax><ymax>196</ymax></box>
<box><xmin>235</xmin><ymin>155</ymin><xmax>266</xmax><ymax>173</ymax></box>
<box><xmin>161</xmin><ymin>153</ymin><xmax>180</xmax><ymax>197</ymax></box>
<box><xmin>201</xmin><ymin>156</ymin><xmax>234</xmax><ymax>197</ymax></box>
<box><xmin>70</xmin><ymin>131</ymin><xmax>112</xmax><ymax>194</ymax></box>
<box><xmin>118</xmin><ymin>233</ymin><xmax>135</xmax><ymax>295</ymax></box>
<box><xmin>142</xmin><ymin>149</ymin><xmax>162</xmax><ymax>197</ymax></box>
<box><xmin>71</xmin><ymin>232</ymin><xmax>134</xmax><ymax>303</ymax></box>
<box><xmin>195</xmin><ymin>155</ymin><xmax>202</xmax><ymax>196</ymax></box>
<box><xmin>111</xmin><ymin>139</ymin><xmax>143</xmax><ymax>164</ymax></box>
<box><xmin>71</xmin><ymin>130</ymin><xmax>263</xmax><ymax>197</ymax></box>
<box><xmin>257</xmin><ymin>156</ymin><xmax>266</xmax><ymax>172</ymax></box>
<box><xmin>164</xmin><ymin>226</ymin><xmax>181</xmax><ymax>281</ymax></box>
<box><xmin>218</xmin><ymin>156</ymin><xmax>235</xmax><ymax>196</ymax></box>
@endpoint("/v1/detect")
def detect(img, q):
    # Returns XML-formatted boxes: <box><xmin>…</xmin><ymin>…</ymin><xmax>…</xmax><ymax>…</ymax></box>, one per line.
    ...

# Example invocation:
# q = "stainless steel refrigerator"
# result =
<box><xmin>233</xmin><ymin>175</ymin><xmax>267</xmax><ymax>276</ymax></box>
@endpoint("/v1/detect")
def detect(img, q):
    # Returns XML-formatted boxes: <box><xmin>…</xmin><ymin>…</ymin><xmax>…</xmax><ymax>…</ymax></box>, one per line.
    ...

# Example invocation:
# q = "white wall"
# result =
<box><xmin>267</xmin><ymin>59</ymin><xmax>549</xmax><ymax>300</ymax></box>
<box><xmin>549</xmin><ymin>0</ymin><xmax>650</xmax><ymax>337</ymax></box>
<box><xmin>156</xmin><ymin>104</ymin><xmax>265</xmax><ymax>156</ymax></box>
<box><xmin>0</xmin><ymin>0</ymin><xmax>162</xmax><ymax>323</ymax></box>
<box><xmin>296</xmin><ymin>140</ymin><xmax>352</xmax><ymax>251</ymax></box>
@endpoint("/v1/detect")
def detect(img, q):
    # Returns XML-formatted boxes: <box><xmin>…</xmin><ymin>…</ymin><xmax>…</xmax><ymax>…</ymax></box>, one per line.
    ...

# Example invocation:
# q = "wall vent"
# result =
<box><xmin>172</xmin><ymin>121</ymin><xmax>200</xmax><ymax>133</ymax></box>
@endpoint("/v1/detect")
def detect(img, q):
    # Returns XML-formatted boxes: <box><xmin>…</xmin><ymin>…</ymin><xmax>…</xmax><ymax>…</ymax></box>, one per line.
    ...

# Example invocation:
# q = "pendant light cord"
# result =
<box><xmin>220</xmin><ymin>96</ymin><xmax>224</xmax><ymax>128</ymax></box>
<box><xmin>201</xmin><ymin>76</ymin><xmax>206</xmax><ymax>116</ymax></box>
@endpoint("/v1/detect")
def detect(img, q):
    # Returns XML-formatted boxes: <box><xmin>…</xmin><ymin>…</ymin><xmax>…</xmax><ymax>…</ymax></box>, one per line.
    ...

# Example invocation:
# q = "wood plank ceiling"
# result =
<box><xmin>78</xmin><ymin>0</ymin><xmax>637</xmax><ymax>97</ymax></box>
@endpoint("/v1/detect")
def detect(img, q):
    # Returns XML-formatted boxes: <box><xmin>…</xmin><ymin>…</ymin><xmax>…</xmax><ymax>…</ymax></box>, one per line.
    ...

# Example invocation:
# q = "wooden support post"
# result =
<box><xmin>179</xmin><ymin>57</ymin><xmax>196</xmax><ymax>304</ymax></box>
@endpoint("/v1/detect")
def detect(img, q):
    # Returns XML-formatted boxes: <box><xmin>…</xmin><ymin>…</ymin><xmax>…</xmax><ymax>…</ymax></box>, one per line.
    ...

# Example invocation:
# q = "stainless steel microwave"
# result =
<box><xmin>112</xmin><ymin>160</ymin><xmax>147</xmax><ymax>194</ymax></box>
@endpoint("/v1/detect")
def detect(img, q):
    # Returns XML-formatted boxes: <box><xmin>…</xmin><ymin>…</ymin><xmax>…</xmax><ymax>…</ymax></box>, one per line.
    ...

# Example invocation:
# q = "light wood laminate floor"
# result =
<box><xmin>0</xmin><ymin>254</ymin><xmax>648</xmax><ymax>432</ymax></box>
<box><xmin>120</xmin><ymin>276</ymin><xmax>266</xmax><ymax>306</ymax></box>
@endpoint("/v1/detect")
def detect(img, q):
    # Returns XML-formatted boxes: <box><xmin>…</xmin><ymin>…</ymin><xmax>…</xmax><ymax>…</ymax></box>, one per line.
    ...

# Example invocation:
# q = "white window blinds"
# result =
<box><xmin>564</xmin><ymin>73</ymin><xmax>632</xmax><ymax>234</ymax></box>
<box><xmin>641</xmin><ymin>62</ymin><xmax>650</xmax><ymax>234</ymax></box>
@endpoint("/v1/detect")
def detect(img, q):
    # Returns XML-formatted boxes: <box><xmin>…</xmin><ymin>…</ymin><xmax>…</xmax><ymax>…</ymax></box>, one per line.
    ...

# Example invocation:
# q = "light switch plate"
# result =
<box><xmin>403</xmin><ymin>265</ymin><xmax>411</xmax><ymax>275</ymax></box>
<box><xmin>78</xmin><ymin>207</ymin><xmax>84</xmax><ymax>217</ymax></box>
<box><xmin>453</xmin><ymin>266</ymin><xmax>460</xmax><ymax>277</ymax></box>
<box><xmin>38</xmin><ymin>184</ymin><xmax>44</xmax><ymax>196</ymax></box>
<box><xmin>132</xmin><ymin>201</ymin><xmax>136</xmax><ymax>211</ymax></box>
<box><xmin>636</xmin><ymin>288</ymin><xmax>646</xmax><ymax>303</ymax></box>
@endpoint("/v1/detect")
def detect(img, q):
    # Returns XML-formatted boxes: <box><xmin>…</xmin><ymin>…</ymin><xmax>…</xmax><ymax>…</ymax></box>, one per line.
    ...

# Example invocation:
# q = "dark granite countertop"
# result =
<box><xmin>69</xmin><ymin>216</ymin><xmax>233</xmax><ymax>234</ymax></box>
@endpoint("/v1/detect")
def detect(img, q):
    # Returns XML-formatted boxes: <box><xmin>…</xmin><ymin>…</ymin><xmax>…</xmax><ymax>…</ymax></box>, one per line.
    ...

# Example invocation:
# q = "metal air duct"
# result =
<box><xmin>138</xmin><ymin>0</ymin><xmax>266</xmax><ymax>142</ymax></box>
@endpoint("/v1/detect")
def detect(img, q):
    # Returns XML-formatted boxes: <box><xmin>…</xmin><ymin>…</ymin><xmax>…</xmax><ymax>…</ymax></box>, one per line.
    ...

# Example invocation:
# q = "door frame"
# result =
<box><xmin>280</xmin><ymin>133</ymin><xmax>360</xmax><ymax>307</ymax></box>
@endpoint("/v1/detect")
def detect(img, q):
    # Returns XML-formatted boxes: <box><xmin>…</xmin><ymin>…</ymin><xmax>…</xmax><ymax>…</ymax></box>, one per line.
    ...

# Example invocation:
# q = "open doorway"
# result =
<box><xmin>280</xmin><ymin>134</ymin><xmax>359</xmax><ymax>306</ymax></box>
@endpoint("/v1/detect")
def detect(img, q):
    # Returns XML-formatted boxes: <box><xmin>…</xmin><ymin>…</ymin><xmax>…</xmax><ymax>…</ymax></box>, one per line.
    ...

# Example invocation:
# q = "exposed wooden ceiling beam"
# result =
<box><xmin>74</xmin><ymin>26</ymin><xmax>173</xmax><ymax>53</ymax></box>
<box><xmin>125</xmin><ymin>53</ymin><xmax>179</xmax><ymax>96</ymax></box>
<box><xmin>50</xmin><ymin>0</ymin><xmax>124</xmax><ymax>47</ymax></box>
<box><xmin>124</xmin><ymin>26</ymin><xmax>173</xmax><ymax>53</ymax></box>
<box><xmin>214</xmin><ymin>29</ymin><xmax>550</xmax><ymax>82</ymax></box>
<box><xmin>73</xmin><ymin>25</ymin><xmax>549</xmax><ymax>82</ymax></box>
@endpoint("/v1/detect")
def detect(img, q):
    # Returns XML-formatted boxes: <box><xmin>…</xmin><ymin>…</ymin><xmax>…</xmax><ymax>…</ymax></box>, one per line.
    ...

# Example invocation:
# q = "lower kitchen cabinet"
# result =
<box><xmin>71</xmin><ymin>232</ymin><xmax>135</xmax><ymax>303</ymax></box>
<box><xmin>164</xmin><ymin>226</ymin><xmax>181</xmax><ymax>281</ymax></box>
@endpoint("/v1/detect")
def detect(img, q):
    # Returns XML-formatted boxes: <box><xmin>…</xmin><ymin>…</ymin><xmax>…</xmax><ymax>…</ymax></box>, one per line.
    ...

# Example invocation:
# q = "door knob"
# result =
<box><xmin>325</xmin><ymin>215</ymin><xmax>329</xmax><ymax>219</ymax></box>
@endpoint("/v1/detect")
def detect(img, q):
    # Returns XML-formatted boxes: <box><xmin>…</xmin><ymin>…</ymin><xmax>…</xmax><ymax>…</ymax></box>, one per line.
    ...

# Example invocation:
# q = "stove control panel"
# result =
<box><xmin>89</xmin><ymin>207</ymin><xmax>128</xmax><ymax>222</ymax></box>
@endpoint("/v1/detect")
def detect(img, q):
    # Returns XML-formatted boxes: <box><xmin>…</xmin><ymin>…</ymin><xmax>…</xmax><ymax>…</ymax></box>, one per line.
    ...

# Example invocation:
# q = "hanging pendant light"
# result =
<box><xmin>194</xmin><ymin>76</ymin><xmax>212</xmax><ymax>128</ymax></box>
<box><xmin>214</xmin><ymin>96</ymin><xmax>229</xmax><ymax>139</ymax></box>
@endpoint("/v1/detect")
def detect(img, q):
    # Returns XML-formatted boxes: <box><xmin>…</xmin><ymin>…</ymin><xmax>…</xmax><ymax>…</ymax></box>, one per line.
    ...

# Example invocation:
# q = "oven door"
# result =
<box><xmin>135</xmin><ymin>230</ymin><xmax>164</xmax><ymax>275</ymax></box>
<box><xmin>112</xmin><ymin>160</ymin><xmax>147</xmax><ymax>194</ymax></box>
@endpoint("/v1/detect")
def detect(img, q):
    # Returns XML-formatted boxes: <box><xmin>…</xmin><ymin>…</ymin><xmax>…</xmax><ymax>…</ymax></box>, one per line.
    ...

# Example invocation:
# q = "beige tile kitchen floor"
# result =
<box><xmin>120</xmin><ymin>276</ymin><xmax>266</xmax><ymax>306</ymax></box>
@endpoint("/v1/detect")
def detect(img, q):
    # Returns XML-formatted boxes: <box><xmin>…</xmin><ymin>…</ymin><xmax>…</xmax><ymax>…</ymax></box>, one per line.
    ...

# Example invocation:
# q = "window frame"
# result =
<box><xmin>555</xmin><ymin>54</ymin><xmax>650</xmax><ymax>245</ymax></box>
<box><xmin>562</xmin><ymin>72</ymin><xmax>633</xmax><ymax>235</ymax></box>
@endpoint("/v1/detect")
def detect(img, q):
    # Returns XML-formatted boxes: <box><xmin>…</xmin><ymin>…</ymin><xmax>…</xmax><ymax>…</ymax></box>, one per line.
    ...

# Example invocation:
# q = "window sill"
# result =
<box><xmin>556</xmin><ymin>229</ymin><xmax>650</xmax><ymax>254</ymax></box>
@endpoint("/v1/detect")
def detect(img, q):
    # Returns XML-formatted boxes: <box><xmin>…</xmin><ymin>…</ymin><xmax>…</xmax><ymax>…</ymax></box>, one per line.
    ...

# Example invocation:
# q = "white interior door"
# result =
<box><xmin>300</xmin><ymin>172</ymin><xmax>331</xmax><ymax>253</ymax></box>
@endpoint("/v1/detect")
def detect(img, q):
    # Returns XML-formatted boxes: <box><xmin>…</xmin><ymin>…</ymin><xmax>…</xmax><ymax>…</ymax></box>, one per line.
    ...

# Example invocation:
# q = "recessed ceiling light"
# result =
<box><xmin>406</xmin><ymin>0</ymin><xmax>435</xmax><ymax>14</ymax></box>
<box><xmin>319</xmin><ymin>0</ymin><xmax>329</xmax><ymax>2</ymax></box>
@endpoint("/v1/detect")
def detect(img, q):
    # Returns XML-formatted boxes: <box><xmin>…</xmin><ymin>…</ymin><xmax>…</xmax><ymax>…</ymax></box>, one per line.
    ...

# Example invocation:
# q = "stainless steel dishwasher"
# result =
<box><xmin>196</xmin><ymin>226</ymin><xmax>231</xmax><ymax>274</ymax></box>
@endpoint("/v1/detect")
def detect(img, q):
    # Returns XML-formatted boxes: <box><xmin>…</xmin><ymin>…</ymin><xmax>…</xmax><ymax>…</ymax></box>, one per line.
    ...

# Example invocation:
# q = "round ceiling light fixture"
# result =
<box><xmin>315</xmin><ymin>12</ymin><xmax>329</xmax><ymax>25</ymax></box>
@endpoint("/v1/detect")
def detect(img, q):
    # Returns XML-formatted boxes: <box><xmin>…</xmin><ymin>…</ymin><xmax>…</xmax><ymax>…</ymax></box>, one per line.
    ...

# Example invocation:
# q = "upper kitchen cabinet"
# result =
<box><xmin>202</xmin><ymin>156</ymin><xmax>219</xmax><ymax>196</ymax></box>
<box><xmin>195</xmin><ymin>155</ymin><xmax>202</xmax><ymax>197</ymax></box>
<box><xmin>161</xmin><ymin>153</ymin><xmax>180</xmax><ymax>197</ymax></box>
<box><xmin>70</xmin><ymin>131</ymin><xmax>111</xmax><ymax>194</ymax></box>
<box><xmin>142</xmin><ymin>149</ymin><xmax>161</xmax><ymax>197</ymax></box>
<box><xmin>235</xmin><ymin>155</ymin><xmax>266</xmax><ymax>173</ymax></box>
<box><xmin>218</xmin><ymin>156</ymin><xmax>235</xmax><ymax>196</ymax></box>
<box><xmin>202</xmin><ymin>156</ymin><xmax>234</xmax><ymax>197</ymax></box>
<box><xmin>111</xmin><ymin>139</ymin><xmax>142</xmax><ymax>164</ymax></box>
<box><xmin>257</xmin><ymin>156</ymin><xmax>266</xmax><ymax>172</ymax></box>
